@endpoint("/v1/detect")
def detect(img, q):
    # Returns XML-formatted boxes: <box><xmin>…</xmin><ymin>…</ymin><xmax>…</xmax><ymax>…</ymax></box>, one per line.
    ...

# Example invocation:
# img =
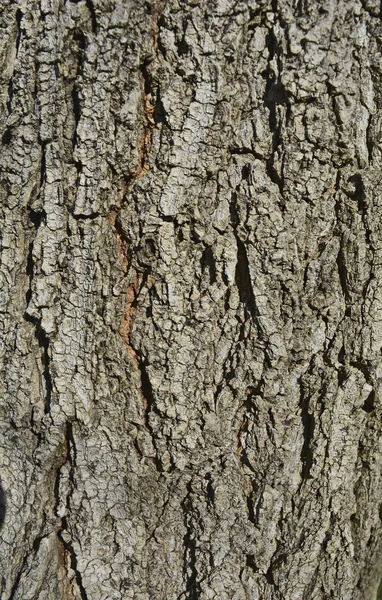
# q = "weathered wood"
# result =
<box><xmin>1</xmin><ymin>1</ymin><xmax>382</xmax><ymax>598</ymax></box>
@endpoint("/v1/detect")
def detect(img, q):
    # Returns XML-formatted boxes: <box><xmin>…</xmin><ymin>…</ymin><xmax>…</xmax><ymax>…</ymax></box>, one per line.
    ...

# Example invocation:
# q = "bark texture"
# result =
<box><xmin>1</xmin><ymin>0</ymin><xmax>382</xmax><ymax>598</ymax></box>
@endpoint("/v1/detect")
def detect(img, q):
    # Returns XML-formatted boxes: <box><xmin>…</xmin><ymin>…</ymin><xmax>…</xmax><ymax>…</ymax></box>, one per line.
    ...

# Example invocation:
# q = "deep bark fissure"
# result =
<box><xmin>24</xmin><ymin>311</ymin><xmax>52</xmax><ymax>414</ymax></box>
<box><xmin>56</xmin><ymin>422</ymin><xmax>88</xmax><ymax>600</ymax></box>
<box><xmin>245</xmin><ymin>553</ymin><xmax>258</xmax><ymax>573</ymax></box>
<box><xmin>8</xmin><ymin>527</ymin><xmax>48</xmax><ymax>600</ymax></box>
<box><xmin>0</xmin><ymin>484</ymin><xmax>5</xmax><ymax>531</ymax></box>
<box><xmin>58</xmin><ymin>524</ymin><xmax>89</xmax><ymax>600</ymax></box>
<box><xmin>15</xmin><ymin>9</ymin><xmax>23</xmax><ymax>56</ymax></box>
<box><xmin>230</xmin><ymin>197</ymin><xmax>261</xmax><ymax>332</ymax></box>
<box><xmin>5</xmin><ymin>10</ymin><xmax>22</xmax><ymax>115</ymax></box>
<box><xmin>237</xmin><ymin>387</ymin><xmax>261</xmax><ymax>475</ymax></box>
<box><xmin>234</xmin><ymin>237</ymin><xmax>257</xmax><ymax>321</ymax></box>
<box><xmin>298</xmin><ymin>376</ymin><xmax>315</xmax><ymax>481</ymax></box>
<box><xmin>333</xmin><ymin>183</ymin><xmax>352</xmax><ymax>318</ymax></box>
<box><xmin>263</xmin><ymin>22</ymin><xmax>287</xmax><ymax>197</ymax></box>
<box><xmin>135</xmin><ymin>347</ymin><xmax>165</xmax><ymax>472</ymax></box>
<box><xmin>71</xmin><ymin>84</ymin><xmax>81</xmax><ymax>149</ymax></box>
<box><xmin>180</xmin><ymin>484</ymin><xmax>199</xmax><ymax>600</ymax></box>
<box><xmin>24</xmin><ymin>208</ymin><xmax>52</xmax><ymax>414</ymax></box>
<box><xmin>349</xmin><ymin>173</ymin><xmax>372</xmax><ymax>248</ymax></box>
<box><xmin>336</xmin><ymin>241</ymin><xmax>351</xmax><ymax>317</ymax></box>
<box><xmin>84</xmin><ymin>0</ymin><xmax>97</xmax><ymax>33</ymax></box>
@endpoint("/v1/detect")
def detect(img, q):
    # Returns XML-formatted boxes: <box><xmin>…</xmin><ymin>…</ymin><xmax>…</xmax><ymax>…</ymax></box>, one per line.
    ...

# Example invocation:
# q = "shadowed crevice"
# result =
<box><xmin>0</xmin><ymin>482</ymin><xmax>5</xmax><ymax>530</ymax></box>
<box><xmin>58</xmin><ymin>521</ymin><xmax>89</xmax><ymax>600</ymax></box>
<box><xmin>24</xmin><ymin>209</ymin><xmax>52</xmax><ymax>414</ymax></box>
<box><xmin>56</xmin><ymin>423</ymin><xmax>89</xmax><ymax>600</ymax></box>
<box><xmin>180</xmin><ymin>482</ymin><xmax>200</xmax><ymax>600</ymax></box>
<box><xmin>298</xmin><ymin>376</ymin><xmax>315</xmax><ymax>480</ymax></box>
<box><xmin>23</xmin><ymin>313</ymin><xmax>52</xmax><ymax>414</ymax></box>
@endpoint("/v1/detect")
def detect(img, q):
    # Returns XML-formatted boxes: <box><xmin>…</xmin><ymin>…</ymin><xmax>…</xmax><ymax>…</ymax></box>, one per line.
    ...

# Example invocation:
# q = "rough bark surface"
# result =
<box><xmin>1</xmin><ymin>0</ymin><xmax>382</xmax><ymax>598</ymax></box>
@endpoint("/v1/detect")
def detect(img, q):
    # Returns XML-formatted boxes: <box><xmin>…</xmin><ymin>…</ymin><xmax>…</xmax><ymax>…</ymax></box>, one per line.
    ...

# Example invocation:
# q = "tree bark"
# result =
<box><xmin>1</xmin><ymin>0</ymin><xmax>382</xmax><ymax>598</ymax></box>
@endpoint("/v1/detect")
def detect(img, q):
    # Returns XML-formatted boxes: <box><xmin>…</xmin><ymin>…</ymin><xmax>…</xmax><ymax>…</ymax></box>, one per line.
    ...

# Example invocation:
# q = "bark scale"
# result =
<box><xmin>0</xmin><ymin>0</ymin><xmax>382</xmax><ymax>599</ymax></box>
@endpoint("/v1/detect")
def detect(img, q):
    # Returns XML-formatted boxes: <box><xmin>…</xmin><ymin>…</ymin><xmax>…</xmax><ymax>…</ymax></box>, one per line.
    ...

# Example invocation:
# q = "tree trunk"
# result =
<box><xmin>1</xmin><ymin>0</ymin><xmax>382</xmax><ymax>598</ymax></box>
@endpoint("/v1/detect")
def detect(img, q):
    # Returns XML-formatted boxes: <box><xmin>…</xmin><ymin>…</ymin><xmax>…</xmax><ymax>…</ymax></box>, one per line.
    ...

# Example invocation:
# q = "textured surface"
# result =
<box><xmin>1</xmin><ymin>0</ymin><xmax>382</xmax><ymax>598</ymax></box>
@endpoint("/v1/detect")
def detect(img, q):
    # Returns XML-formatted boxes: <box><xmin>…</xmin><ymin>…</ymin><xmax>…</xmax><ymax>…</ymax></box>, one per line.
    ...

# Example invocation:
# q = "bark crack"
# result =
<box><xmin>56</xmin><ymin>422</ymin><xmax>88</xmax><ymax>600</ymax></box>
<box><xmin>84</xmin><ymin>0</ymin><xmax>97</xmax><ymax>33</ymax></box>
<box><xmin>230</xmin><ymin>196</ymin><xmax>259</xmax><ymax>327</ymax></box>
<box><xmin>24</xmin><ymin>209</ymin><xmax>52</xmax><ymax>414</ymax></box>
<box><xmin>180</xmin><ymin>482</ymin><xmax>199</xmax><ymax>600</ymax></box>
<box><xmin>112</xmin><ymin>0</ymin><xmax>167</xmax><ymax>221</ymax></box>
<box><xmin>0</xmin><ymin>482</ymin><xmax>5</xmax><ymax>531</ymax></box>
<box><xmin>24</xmin><ymin>315</ymin><xmax>52</xmax><ymax>415</ymax></box>
<box><xmin>107</xmin><ymin>1</ymin><xmax>168</xmax><ymax>472</ymax></box>
<box><xmin>5</xmin><ymin>9</ymin><xmax>22</xmax><ymax>117</ymax></box>
<box><xmin>298</xmin><ymin>375</ymin><xmax>315</xmax><ymax>481</ymax></box>
<box><xmin>262</xmin><ymin>21</ymin><xmax>288</xmax><ymax>199</ymax></box>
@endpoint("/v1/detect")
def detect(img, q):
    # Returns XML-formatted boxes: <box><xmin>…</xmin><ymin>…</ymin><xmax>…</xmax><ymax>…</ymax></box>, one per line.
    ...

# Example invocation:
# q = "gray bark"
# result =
<box><xmin>1</xmin><ymin>0</ymin><xmax>382</xmax><ymax>598</ymax></box>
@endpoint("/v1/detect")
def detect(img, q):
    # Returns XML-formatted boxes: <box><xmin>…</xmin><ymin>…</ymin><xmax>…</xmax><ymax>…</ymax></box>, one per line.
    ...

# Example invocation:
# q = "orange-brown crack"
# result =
<box><xmin>119</xmin><ymin>280</ymin><xmax>150</xmax><ymax>417</ymax></box>
<box><xmin>110</xmin><ymin>137</ymin><xmax>149</xmax><ymax>352</ymax></box>
<box><xmin>109</xmin><ymin>127</ymin><xmax>152</xmax><ymax>276</ymax></box>
<box><xmin>110</xmin><ymin>5</ymin><xmax>164</xmax><ymax>362</ymax></box>
<box><xmin>109</xmin><ymin>0</ymin><xmax>161</xmax><ymax>271</ymax></box>
<box><xmin>57</xmin><ymin>538</ymin><xmax>76</xmax><ymax>600</ymax></box>
<box><xmin>144</xmin><ymin>94</ymin><xmax>155</xmax><ymax>128</ymax></box>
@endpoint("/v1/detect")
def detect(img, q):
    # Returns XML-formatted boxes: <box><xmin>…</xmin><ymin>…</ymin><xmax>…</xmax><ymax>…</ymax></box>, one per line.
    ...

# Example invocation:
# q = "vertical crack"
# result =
<box><xmin>235</xmin><ymin>237</ymin><xmax>257</xmax><ymax>322</ymax></box>
<box><xmin>110</xmin><ymin>0</ymin><xmax>167</xmax><ymax>230</ymax></box>
<box><xmin>262</xmin><ymin>23</ymin><xmax>288</xmax><ymax>197</ymax></box>
<box><xmin>0</xmin><ymin>481</ymin><xmax>5</xmax><ymax>530</ymax></box>
<box><xmin>298</xmin><ymin>375</ymin><xmax>314</xmax><ymax>480</ymax></box>
<box><xmin>24</xmin><ymin>313</ymin><xmax>52</xmax><ymax>414</ymax></box>
<box><xmin>107</xmin><ymin>2</ymin><xmax>168</xmax><ymax>473</ymax></box>
<box><xmin>109</xmin><ymin>61</ymin><xmax>156</xmax><ymax>280</ymax></box>
<box><xmin>336</xmin><ymin>238</ymin><xmax>351</xmax><ymax>317</ymax></box>
<box><xmin>56</xmin><ymin>422</ymin><xmax>88</xmax><ymax>600</ymax></box>
<box><xmin>348</xmin><ymin>173</ymin><xmax>371</xmax><ymax>246</ymax></box>
<box><xmin>180</xmin><ymin>482</ymin><xmax>199</xmax><ymax>600</ymax></box>
<box><xmin>24</xmin><ymin>209</ymin><xmax>52</xmax><ymax>414</ymax></box>
<box><xmin>334</xmin><ymin>176</ymin><xmax>352</xmax><ymax>318</ymax></box>
<box><xmin>15</xmin><ymin>9</ymin><xmax>23</xmax><ymax>56</ymax></box>
<box><xmin>133</xmin><ymin>347</ymin><xmax>164</xmax><ymax>472</ymax></box>
<box><xmin>230</xmin><ymin>197</ymin><xmax>259</xmax><ymax>326</ymax></box>
<box><xmin>7</xmin><ymin>532</ymin><xmax>49</xmax><ymax>599</ymax></box>
<box><xmin>71</xmin><ymin>30</ymin><xmax>86</xmax><ymax>150</ymax></box>
<box><xmin>84</xmin><ymin>0</ymin><xmax>97</xmax><ymax>33</ymax></box>
<box><xmin>236</xmin><ymin>387</ymin><xmax>260</xmax><ymax>476</ymax></box>
<box><xmin>58</xmin><ymin>527</ymin><xmax>88</xmax><ymax>600</ymax></box>
<box><xmin>5</xmin><ymin>9</ymin><xmax>23</xmax><ymax>115</ymax></box>
<box><xmin>200</xmin><ymin>246</ymin><xmax>216</xmax><ymax>285</ymax></box>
